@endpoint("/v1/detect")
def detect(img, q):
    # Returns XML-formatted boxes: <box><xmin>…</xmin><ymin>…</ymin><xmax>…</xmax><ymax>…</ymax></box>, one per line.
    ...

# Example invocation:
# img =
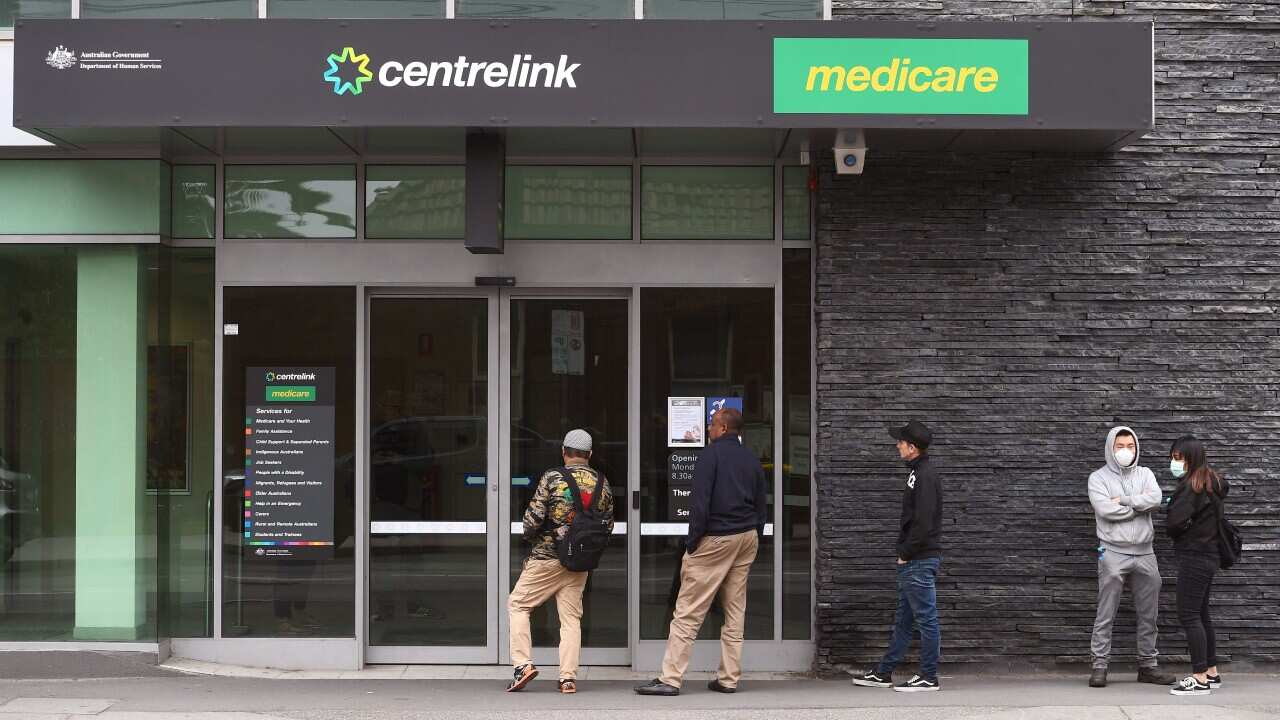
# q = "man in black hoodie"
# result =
<box><xmin>852</xmin><ymin>419</ymin><xmax>944</xmax><ymax>692</ymax></box>
<box><xmin>635</xmin><ymin>407</ymin><xmax>769</xmax><ymax>697</ymax></box>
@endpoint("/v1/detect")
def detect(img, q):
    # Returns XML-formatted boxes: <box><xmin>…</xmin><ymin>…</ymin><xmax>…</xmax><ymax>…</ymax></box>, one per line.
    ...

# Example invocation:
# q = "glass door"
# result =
<box><xmin>365</xmin><ymin>294</ymin><xmax>499</xmax><ymax>663</ymax></box>
<box><xmin>499</xmin><ymin>293</ymin><xmax>631</xmax><ymax>666</ymax></box>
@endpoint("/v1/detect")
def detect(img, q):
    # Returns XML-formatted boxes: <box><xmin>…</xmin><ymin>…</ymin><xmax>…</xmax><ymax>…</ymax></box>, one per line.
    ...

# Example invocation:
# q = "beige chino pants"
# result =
<box><xmin>659</xmin><ymin>529</ymin><xmax>759</xmax><ymax>689</ymax></box>
<box><xmin>508</xmin><ymin>557</ymin><xmax>589</xmax><ymax>680</ymax></box>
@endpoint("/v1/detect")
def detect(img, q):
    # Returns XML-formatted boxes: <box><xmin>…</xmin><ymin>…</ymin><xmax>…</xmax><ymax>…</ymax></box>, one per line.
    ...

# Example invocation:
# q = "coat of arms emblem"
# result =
<box><xmin>45</xmin><ymin>46</ymin><xmax>77</xmax><ymax>70</ymax></box>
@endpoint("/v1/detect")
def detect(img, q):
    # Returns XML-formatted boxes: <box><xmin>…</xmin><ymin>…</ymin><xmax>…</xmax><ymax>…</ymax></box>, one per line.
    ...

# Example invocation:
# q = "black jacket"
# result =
<box><xmin>686</xmin><ymin>433</ymin><xmax>769</xmax><ymax>553</ymax></box>
<box><xmin>1166</xmin><ymin>476</ymin><xmax>1230</xmax><ymax>554</ymax></box>
<box><xmin>897</xmin><ymin>455</ymin><xmax>943</xmax><ymax>561</ymax></box>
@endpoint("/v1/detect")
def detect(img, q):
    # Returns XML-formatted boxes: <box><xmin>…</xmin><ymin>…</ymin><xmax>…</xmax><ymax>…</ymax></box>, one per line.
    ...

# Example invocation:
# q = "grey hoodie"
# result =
<box><xmin>1088</xmin><ymin>426</ymin><xmax>1164</xmax><ymax>555</ymax></box>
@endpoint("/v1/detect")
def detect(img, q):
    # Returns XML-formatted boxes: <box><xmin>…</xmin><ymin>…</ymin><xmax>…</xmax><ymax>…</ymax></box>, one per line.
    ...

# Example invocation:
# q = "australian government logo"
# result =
<box><xmin>46</xmin><ymin>46</ymin><xmax>164</xmax><ymax>72</ymax></box>
<box><xmin>323</xmin><ymin>46</ymin><xmax>581</xmax><ymax>97</ymax></box>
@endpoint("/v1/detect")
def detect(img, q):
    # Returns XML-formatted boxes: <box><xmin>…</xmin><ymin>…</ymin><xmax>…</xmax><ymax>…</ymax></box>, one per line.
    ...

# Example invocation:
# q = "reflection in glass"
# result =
<box><xmin>640</xmin><ymin>288</ymin><xmax>774</xmax><ymax>640</ymax></box>
<box><xmin>505</xmin><ymin>167</ymin><xmax>632</xmax><ymax>240</ymax></box>
<box><xmin>782</xmin><ymin>249</ymin><xmax>811</xmax><ymax>639</ymax></box>
<box><xmin>783</xmin><ymin>166</ymin><xmax>811</xmax><ymax>241</ymax></box>
<box><xmin>457</xmin><ymin>0</ymin><xmax>630</xmax><ymax>18</ymax></box>
<box><xmin>365</xmin><ymin>166</ymin><xmax>464</xmax><ymax>240</ymax></box>
<box><xmin>368</xmin><ymin>298</ymin><xmax>489</xmax><ymax>646</ymax></box>
<box><xmin>1</xmin><ymin>0</ymin><xmax>70</xmax><ymax>26</ymax></box>
<box><xmin>82</xmin><ymin>0</ymin><xmax>255</xmax><ymax>17</ymax></box>
<box><xmin>172</xmin><ymin>166</ymin><xmax>216</xmax><ymax>241</ymax></box>
<box><xmin>642</xmin><ymin>166</ymin><xmax>773</xmax><ymax>240</ymax></box>
<box><xmin>508</xmin><ymin>299</ymin><xmax>628</xmax><ymax>648</ymax></box>
<box><xmin>225</xmin><ymin>165</ymin><xmax>356</xmax><ymax>240</ymax></box>
<box><xmin>645</xmin><ymin>0</ymin><xmax>820</xmax><ymax>19</ymax></box>
<box><xmin>221</xmin><ymin>287</ymin><xmax>356</xmax><ymax>638</ymax></box>
<box><xmin>269</xmin><ymin>0</ymin><xmax>443</xmax><ymax>17</ymax></box>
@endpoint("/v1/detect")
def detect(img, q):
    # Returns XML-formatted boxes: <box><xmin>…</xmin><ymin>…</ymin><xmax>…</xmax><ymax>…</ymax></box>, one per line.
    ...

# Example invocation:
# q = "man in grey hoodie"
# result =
<box><xmin>1087</xmin><ymin>426</ymin><xmax>1176</xmax><ymax>688</ymax></box>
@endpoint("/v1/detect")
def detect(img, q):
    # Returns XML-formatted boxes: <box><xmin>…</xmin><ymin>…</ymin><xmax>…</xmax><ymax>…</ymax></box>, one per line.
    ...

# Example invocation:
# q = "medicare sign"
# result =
<box><xmin>773</xmin><ymin>38</ymin><xmax>1029</xmax><ymax>115</ymax></box>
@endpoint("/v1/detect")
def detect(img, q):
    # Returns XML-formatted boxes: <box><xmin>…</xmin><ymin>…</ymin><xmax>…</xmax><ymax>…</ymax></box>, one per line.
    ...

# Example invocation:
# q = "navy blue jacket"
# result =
<box><xmin>686</xmin><ymin>433</ymin><xmax>769</xmax><ymax>553</ymax></box>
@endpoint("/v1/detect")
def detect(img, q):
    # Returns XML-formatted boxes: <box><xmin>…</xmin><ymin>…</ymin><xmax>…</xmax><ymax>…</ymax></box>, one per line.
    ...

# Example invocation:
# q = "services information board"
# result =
<box><xmin>244</xmin><ymin>366</ymin><xmax>336</xmax><ymax>558</ymax></box>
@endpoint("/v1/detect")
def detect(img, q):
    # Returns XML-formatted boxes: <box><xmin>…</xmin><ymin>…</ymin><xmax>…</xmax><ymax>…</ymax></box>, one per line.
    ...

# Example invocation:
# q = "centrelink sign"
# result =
<box><xmin>323</xmin><ymin>46</ymin><xmax>581</xmax><ymax>96</ymax></box>
<box><xmin>12</xmin><ymin>20</ymin><xmax>1152</xmax><ymax>133</ymax></box>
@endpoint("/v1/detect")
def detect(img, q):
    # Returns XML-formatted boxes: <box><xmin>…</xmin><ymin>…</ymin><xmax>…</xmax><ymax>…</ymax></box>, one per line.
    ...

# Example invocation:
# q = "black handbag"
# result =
<box><xmin>1215</xmin><ymin>497</ymin><xmax>1244</xmax><ymax>570</ymax></box>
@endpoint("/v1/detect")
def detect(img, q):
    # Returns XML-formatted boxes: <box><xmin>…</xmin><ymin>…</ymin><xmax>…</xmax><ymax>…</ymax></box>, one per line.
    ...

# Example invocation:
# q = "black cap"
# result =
<box><xmin>889</xmin><ymin>420</ymin><xmax>933</xmax><ymax>450</ymax></box>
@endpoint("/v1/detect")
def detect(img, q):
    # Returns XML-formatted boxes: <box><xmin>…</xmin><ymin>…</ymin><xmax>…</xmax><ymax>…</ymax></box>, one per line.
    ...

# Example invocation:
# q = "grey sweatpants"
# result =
<box><xmin>1091</xmin><ymin>550</ymin><xmax>1162</xmax><ymax>669</ymax></box>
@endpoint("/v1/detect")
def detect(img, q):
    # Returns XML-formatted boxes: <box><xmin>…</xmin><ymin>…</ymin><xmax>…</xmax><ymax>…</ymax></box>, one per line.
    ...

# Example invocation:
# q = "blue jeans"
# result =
<box><xmin>877</xmin><ymin>557</ymin><xmax>942</xmax><ymax>680</ymax></box>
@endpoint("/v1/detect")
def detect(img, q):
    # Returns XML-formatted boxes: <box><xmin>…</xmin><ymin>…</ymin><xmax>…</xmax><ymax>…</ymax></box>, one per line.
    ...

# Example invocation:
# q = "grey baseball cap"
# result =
<box><xmin>562</xmin><ymin>429</ymin><xmax>593</xmax><ymax>452</ymax></box>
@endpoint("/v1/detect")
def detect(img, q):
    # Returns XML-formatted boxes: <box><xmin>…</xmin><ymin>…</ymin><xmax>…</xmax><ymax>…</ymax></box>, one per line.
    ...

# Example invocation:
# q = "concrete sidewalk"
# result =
<box><xmin>0</xmin><ymin>658</ymin><xmax>1276</xmax><ymax>720</ymax></box>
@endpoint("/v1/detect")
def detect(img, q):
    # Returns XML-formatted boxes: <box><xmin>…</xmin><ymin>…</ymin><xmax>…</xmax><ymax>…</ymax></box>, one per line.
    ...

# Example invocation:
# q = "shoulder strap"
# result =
<box><xmin>562</xmin><ymin>467</ymin><xmax>586</xmax><ymax>514</ymax></box>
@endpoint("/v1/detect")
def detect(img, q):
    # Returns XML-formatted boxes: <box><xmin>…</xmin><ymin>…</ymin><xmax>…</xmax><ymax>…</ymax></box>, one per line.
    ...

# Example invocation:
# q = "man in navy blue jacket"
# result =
<box><xmin>635</xmin><ymin>407</ymin><xmax>768</xmax><ymax>697</ymax></box>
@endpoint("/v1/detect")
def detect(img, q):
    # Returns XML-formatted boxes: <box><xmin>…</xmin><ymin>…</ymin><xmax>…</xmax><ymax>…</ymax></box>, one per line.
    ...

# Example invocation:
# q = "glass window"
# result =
<box><xmin>505</xmin><ymin>166</ymin><xmax>631</xmax><ymax>240</ymax></box>
<box><xmin>645</xmin><ymin>0</ymin><xmax>820</xmax><ymax>19</ymax></box>
<box><xmin>1</xmin><ymin>0</ymin><xmax>70</xmax><ymax>26</ymax></box>
<box><xmin>0</xmin><ymin>245</ymin><xmax>162</xmax><ymax>641</ymax></box>
<box><xmin>782</xmin><ymin>248</ymin><xmax>811</xmax><ymax>639</ymax></box>
<box><xmin>509</xmin><ymin>299</ymin><xmax>628</xmax><ymax>649</ymax></box>
<box><xmin>783</xmin><ymin>166</ymin><xmax>810</xmax><ymax>241</ymax></box>
<box><xmin>457</xmin><ymin>0</ymin><xmax>630</xmax><ymax>18</ymax></box>
<box><xmin>151</xmin><ymin>248</ymin><xmax>216</xmax><ymax>638</ymax></box>
<box><xmin>642</xmin><ymin>166</ymin><xmax>773</xmax><ymax>241</ymax></box>
<box><xmin>81</xmin><ymin>0</ymin><xmax>255</xmax><ymax>17</ymax></box>
<box><xmin>225</xmin><ymin>165</ymin><xmax>356</xmax><ymax>240</ymax></box>
<box><xmin>221</xmin><ymin>287</ymin><xmax>356</xmax><ymax>638</ymax></box>
<box><xmin>172</xmin><ymin>166</ymin><xmax>216</xmax><ymax>241</ymax></box>
<box><xmin>365</xmin><ymin>166</ymin><xmax>464</xmax><ymax>240</ymax></box>
<box><xmin>269</xmin><ymin>0</ymin><xmax>443</xmax><ymax>16</ymax></box>
<box><xmin>640</xmin><ymin>287</ymin><xmax>774</xmax><ymax>641</ymax></box>
<box><xmin>0</xmin><ymin>160</ymin><xmax>167</xmax><ymax>235</ymax></box>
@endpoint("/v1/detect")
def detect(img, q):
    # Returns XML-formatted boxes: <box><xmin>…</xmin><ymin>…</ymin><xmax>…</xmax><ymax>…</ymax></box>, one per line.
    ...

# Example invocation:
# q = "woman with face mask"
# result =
<box><xmin>1164</xmin><ymin>435</ymin><xmax>1230</xmax><ymax>697</ymax></box>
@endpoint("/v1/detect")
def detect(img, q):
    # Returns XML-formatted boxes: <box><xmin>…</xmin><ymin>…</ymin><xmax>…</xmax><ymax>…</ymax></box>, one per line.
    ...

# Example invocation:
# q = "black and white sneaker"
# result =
<box><xmin>1169</xmin><ymin>676</ymin><xmax>1211</xmax><ymax>697</ymax></box>
<box><xmin>1207</xmin><ymin>673</ymin><xmax>1222</xmax><ymax>689</ymax></box>
<box><xmin>894</xmin><ymin>675</ymin><xmax>940</xmax><ymax>692</ymax></box>
<box><xmin>851</xmin><ymin>670</ymin><xmax>892</xmax><ymax>688</ymax></box>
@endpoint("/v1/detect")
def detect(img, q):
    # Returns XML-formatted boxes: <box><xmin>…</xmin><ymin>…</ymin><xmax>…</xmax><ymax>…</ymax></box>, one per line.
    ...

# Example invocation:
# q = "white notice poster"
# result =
<box><xmin>551</xmin><ymin>309</ymin><xmax>585</xmax><ymax>376</ymax></box>
<box><xmin>667</xmin><ymin>396</ymin><xmax>706</xmax><ymax>448</ymax></box>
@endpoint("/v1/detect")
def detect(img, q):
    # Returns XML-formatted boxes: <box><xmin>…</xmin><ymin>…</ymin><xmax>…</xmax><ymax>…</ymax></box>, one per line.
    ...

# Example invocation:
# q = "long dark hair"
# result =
<box><xmin>1171</xmin><ymin>435</ymin><xmax>1223</xmax><ymax>496</ymax></box>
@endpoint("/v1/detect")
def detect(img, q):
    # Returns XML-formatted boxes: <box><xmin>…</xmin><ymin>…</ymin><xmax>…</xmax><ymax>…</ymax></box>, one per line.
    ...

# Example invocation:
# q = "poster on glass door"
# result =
<box><xmin>551</xmin><ymin>309</ymin><xmax>585</xmax><ymax>376</ymax></box>
<box><xmin>667</xmin><ymin>396</ymin><xmax>706</xmax><ymax>448</ymax></box>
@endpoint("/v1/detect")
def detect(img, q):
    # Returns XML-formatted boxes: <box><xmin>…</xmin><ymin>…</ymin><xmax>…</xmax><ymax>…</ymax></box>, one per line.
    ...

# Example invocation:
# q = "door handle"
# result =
<box><xmin>632</xmin><ymin>490</ymin><xmax>639</xmax><ymax>510</ymax></box>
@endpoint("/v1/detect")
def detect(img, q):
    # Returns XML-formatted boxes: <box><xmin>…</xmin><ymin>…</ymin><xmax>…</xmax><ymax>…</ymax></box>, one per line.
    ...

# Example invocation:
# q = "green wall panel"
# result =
<box><xmin>0</xmin><ymin>160</ymin><xmax>166</xmax><ymax>235</ymax></box>
<box><xmin>365</xmin><ymin>165</ymin><xmax>464</xmax><ymax>239</ymax></box>
<box><xmin>642</xmin><ymin>166</ymin><xmax>773</xmax><ymax>240</ymax></box>
<box><xmin>225</xmin><ymin>165</ymin><xmax>356</xmax><ymax>239</ymax></box>
<box><xmin>505</xmin><ymin>165</ymin><xmax>631</xmax><ymax>240</ymax></box>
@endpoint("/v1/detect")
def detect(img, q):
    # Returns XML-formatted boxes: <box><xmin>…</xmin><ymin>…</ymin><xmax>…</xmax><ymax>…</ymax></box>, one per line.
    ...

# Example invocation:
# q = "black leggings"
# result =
<box><xmin>1176</xmin><ymin>551</ymin><xmax>1219</xmax><ymax>674</ymax></box>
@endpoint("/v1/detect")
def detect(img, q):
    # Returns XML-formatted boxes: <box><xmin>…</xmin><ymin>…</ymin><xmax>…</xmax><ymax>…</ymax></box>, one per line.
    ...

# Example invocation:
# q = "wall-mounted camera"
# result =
<box><xmin>833</xmin><ymin>129</ymin><xmax>867</xmax><ymax>175</ymax></box>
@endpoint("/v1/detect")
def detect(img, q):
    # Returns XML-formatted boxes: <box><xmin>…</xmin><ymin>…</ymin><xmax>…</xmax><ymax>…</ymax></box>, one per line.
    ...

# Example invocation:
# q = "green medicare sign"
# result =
<box><xmin>774</xmin><ymin>38</ymin><xmax>1029</xmax><ymax>115</ymax></box>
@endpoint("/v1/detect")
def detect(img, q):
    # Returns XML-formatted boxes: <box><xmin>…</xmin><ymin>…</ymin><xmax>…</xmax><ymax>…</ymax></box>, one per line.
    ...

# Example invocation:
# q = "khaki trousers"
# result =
<box><xmin>508</xmin><ymin>557</ymin><xmax>589</xmax><ymax>680</ymax></box>
<box><xmin>659</xmin><ymin>530</ymin><xmax>758</xmax><ymax>689</ymax></box>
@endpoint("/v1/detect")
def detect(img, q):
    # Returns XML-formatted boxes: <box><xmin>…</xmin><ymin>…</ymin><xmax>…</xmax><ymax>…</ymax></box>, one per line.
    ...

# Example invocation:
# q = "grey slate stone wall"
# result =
<box><xmin>816</xmin><ymin>1</ymin><xmax>1280</xmax><ymax>672</ymax></box>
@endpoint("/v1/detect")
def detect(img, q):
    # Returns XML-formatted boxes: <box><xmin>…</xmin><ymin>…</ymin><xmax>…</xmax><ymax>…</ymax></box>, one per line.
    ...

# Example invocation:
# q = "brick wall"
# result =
<box><xmin>815</xmin><ymin>1</ymin><xmax>1280</xmax><ymax>672</ymax></box>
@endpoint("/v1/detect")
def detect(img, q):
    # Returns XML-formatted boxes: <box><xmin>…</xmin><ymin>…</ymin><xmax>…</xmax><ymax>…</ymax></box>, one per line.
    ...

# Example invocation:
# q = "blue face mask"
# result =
<box><xmin>1170</xmin><ymin>459</ymin><xmax>1187</xmax><ymax>478</ymax></box>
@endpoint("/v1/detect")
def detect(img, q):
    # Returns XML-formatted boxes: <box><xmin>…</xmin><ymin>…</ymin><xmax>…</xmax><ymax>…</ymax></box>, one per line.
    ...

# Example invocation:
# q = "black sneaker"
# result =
<box><xmin>506</xmin><ymin>664</ymin><xmax>538</xmax><ymax>692</ymax></box>
<box><xmin>1169</xmin><ymin>676</ymin><xmax>1211</xmax><ymax>697</ymax></box>
<box><xmin>1207</xmin><ymin>673</ymin><xmax>1222</xmax><ymax>688</ymax></box>
<box><xmin>634</xmin><ymin>678</ymin><xmax>680</xmax><ymax>696</ymax></box>
<box><xmin>894</xmin><ymin>675</ymin><xmax>940</xmax><ymax>692</ymax></box>
<box><xmin>851</xmin><ymin>670</ymin><xmax>893</xmax><ymax>688</ymax></box>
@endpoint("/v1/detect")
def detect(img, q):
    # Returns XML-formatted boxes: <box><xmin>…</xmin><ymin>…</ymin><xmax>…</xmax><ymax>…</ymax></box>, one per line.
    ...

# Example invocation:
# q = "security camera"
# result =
<box><xmin>833</xmin><ymin>129</ymin><xmax>867</xmax><ymax>175</ymax></box>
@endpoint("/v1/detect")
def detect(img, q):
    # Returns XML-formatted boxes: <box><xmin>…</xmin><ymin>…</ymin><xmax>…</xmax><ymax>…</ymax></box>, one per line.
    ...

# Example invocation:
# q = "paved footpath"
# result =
<box><xmin>0</xmin><ymin>655</ymin><xmax>1275</xmax><ymax>720</ymax></box>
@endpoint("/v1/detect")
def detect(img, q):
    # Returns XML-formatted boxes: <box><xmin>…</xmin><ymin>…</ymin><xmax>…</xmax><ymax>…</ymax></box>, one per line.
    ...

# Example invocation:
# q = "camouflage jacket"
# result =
<box><xmin>522</xmin><ymin>464</ymin><xmax>615</xmax><ymax>561</ymax></box>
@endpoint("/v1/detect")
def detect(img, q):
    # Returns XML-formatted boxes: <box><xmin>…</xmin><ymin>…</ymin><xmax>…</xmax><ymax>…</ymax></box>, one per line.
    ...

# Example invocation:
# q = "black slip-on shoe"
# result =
<box><xmin>1170</xmin><ymin>676</ymin><xmax>1211</xmax><ymax>696</ymax></box>
<box><xmin>1089</xmin><ymin>668</ymin><xmax>1108</xmax><ymax>688</ymax></box>
<box><xmin>506</xmin><ymin>664</ymin><xmax>538</xmax><ymax>692</ymax></box>
<box><xmin>1138</xmin><ymin>667</ymin><xmax>1177</xmax><ymax>686</ymax></box>
<box><xmin>708</xmin><ymin>680</ymin><xmax>736</xmax><ymax>693</ymax></box>
<box><xmin>634</xmin><ymin>679</ymin><xmax>680</xmax><ymax>696</ymax></box>
<box><xmin>852</xmin><ymin>670</ymin><xmax>893</xmax><ymax>688</ymax></box>
<box><xmin>893</xmin><ymin>675</ymin><xmax>940</xmax><ymax>692</ymax></box>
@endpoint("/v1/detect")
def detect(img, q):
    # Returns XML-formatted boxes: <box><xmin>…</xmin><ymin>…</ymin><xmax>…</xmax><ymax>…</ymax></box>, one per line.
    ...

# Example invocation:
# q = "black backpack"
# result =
<box><xmin>556</xmin><ymin>468</ymin><xmax>612</xmax><ymax>572</ymax></box>
<box><xmin>1215</xmin><ymin>497</ymin><xmax>1244</xmax><ymax>570</ymax></box>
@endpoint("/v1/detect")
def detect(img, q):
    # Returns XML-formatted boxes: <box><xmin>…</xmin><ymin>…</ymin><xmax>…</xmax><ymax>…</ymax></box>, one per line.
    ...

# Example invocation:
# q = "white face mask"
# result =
<box><xmin>1114</xmin><ymin>448</ymin><xmax>1136</xmax><ymax>467</ymax></box>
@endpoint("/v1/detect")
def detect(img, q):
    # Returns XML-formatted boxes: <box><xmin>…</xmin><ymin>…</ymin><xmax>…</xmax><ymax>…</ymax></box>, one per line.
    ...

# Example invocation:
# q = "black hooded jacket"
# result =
<box><xmin>1166</xmin><ymin>475</ymin><xmax>1230</xmax><ymax>555</ymax></box>
<box><xmin>897</xmin><ymin>454</ymin><xmax>944</xmax><ymax>561</ymax></box>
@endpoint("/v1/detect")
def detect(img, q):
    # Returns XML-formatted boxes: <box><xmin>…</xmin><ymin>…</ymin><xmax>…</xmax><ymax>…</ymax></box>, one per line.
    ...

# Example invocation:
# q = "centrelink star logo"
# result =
<box><xmin>323</xmin><ymin>47</ymin><xmax>373</xmax><ymax>96</ymax></box>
